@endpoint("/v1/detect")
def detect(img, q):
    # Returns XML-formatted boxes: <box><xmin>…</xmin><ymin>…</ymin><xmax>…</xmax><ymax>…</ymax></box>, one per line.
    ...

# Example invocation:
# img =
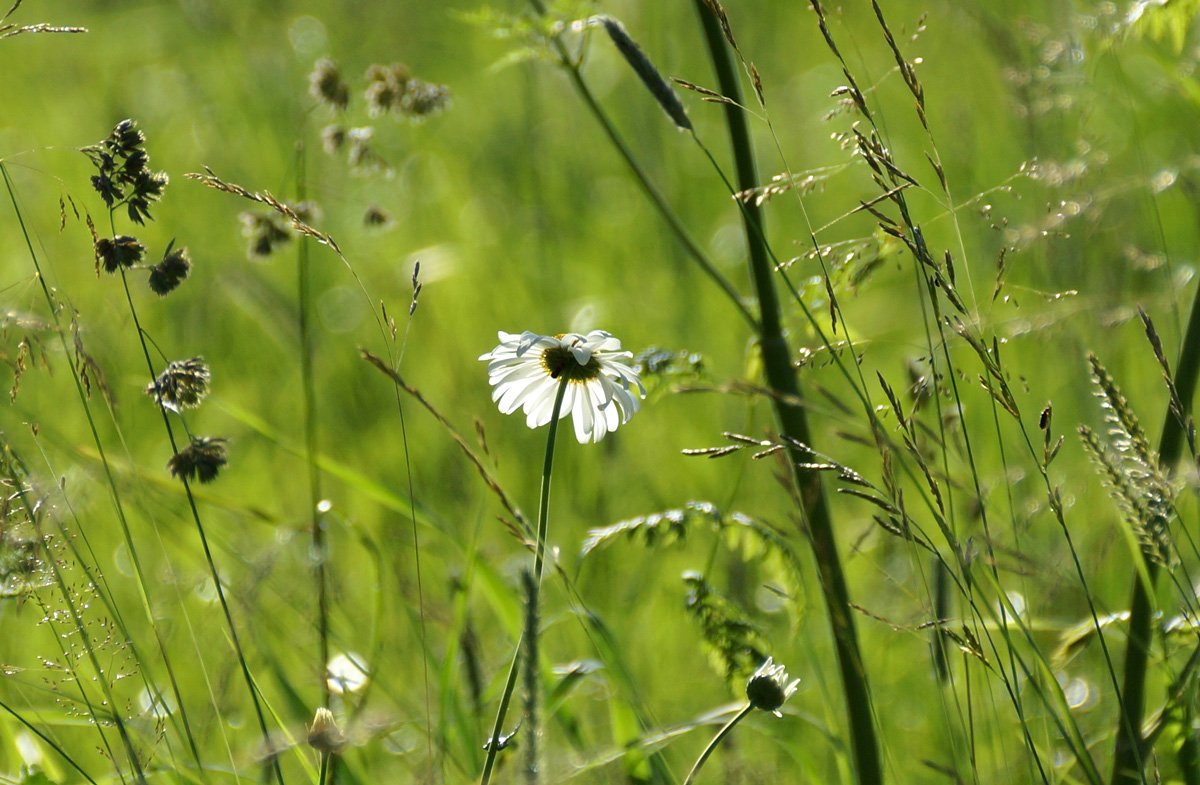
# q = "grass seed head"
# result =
<box><xmin>167</xmin><ymin>436</ymin><xmax>229</xmax><ymax>484</ymax></box>
<box><xmin>309</xmin><ymin>57</ymin><xmax>350</xmax><ymax>110</ymax></box>
<box><xmin>148</xmin><ymin>246</ymin><xmax>191</xmax><ymax>295</ymax></box>
<box><xmin>145</xmin><ymin>357</ymin><xmax>210</xmax><ymax>411</ymax></box>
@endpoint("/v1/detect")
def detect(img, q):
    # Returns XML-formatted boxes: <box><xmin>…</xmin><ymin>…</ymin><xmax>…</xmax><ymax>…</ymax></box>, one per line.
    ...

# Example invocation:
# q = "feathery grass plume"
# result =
<box><xmin>589</xmin><ymin>15</ymin><xmax>692</xmax><ymax>132</ymax></box>
<box><xmin>144</xmin><ymin>356</ymin><xmax>210</xmax><ymax>411</ymax></box>
<box><xmin>81</xmin><ymin>119</ymin><xmax>168</xmax><ymax>224</ymax></box>
<box><xmin>1139</xmin><ymin>306</ymin><xmax>1197</xmax><ymax>460</ymax></box>
<box><xmin>0</xmin><ymin>476</ymin><xmax>52</xmax><ymax>597</ymax></box>
<box><xmin>309</xmin><ymin>57</ymin><xmax>350</xmax><ymax>110</ymax></box>
<box><xmin>684</xmin><ymin>572</ymin><xmax>768</xmax><ymax>683</ymax></box>
<box><xmin>167</xmin><ymin>436</ymin><xmax>228</xmax><ymax>484</ymax></box>
<box><xmin>582</xmin><ymin>500</ymin><xmax>805</xmax><ymax>596</ymax></box>
<box><xmin>1079</xmin><ymin>354</ymin><xmax>1177</xmax><ymax>569</ymax></box>
<box><xmin>188</xmin><ymin>167</ymin><xmax>342</xmax><ymax>253</ymax></box>
<box><xmin>93</xmin><ymin>235</ymin><xmax>144</xmax><ymax>273</ymax></box>
<box><xmin>0</xmin><ymin>5</ymin><xmax>87</xmax><ymax>39</ymax></box>
<box><xmin>147</xmin><ymin>244</ymin><xmax>191</xmax><ymax>295</ymax></box>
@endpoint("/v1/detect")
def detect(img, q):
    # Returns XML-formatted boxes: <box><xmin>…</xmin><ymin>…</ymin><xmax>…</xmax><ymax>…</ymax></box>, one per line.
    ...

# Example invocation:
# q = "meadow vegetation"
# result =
<box><xmin>3</xmin><ymin>1</ymin><xmax>1200</xmax><ymax>784</ymax></box>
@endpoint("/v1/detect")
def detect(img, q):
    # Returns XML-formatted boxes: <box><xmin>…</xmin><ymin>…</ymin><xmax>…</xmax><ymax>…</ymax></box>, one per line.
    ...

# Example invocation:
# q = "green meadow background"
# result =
<box><xmin>3</xmin><ymin>0</ymin><xmax>1200</xmax><ymax>783</ymax></box>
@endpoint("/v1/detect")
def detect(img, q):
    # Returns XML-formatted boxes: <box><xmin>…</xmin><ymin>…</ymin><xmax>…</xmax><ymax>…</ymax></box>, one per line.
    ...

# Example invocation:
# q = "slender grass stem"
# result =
<box><xmin>293</xmin><ymin>141</ymin><xmax>330</xmax><ymax>709</ymax></box>
<box><xmin>524</xmin><ymin>0</ymin><xmax>757</xmax><ymax>333</ymax></box>
<box><xmin>682</xmin><ymin>704</ymin><xmax>754</xmax><ymax>785</ymax></box>
<box><xmin>115</xmin><ymin>255</ymin><xmax>285</xmax><ymax>785</ymax></box>
<box><xmin>481</xmin><ymin>379</ymin><xmax>568</xmax><ymax>785</ymax></box>
<box><xmin>480</xmin><ymin>632</ymin><xmax>524</xmax><ymax>785</ymax></box>
<box><xmin>691</xmin><ymin>5</ymin><xmax>880</xmax><ymax>785</ymax></box>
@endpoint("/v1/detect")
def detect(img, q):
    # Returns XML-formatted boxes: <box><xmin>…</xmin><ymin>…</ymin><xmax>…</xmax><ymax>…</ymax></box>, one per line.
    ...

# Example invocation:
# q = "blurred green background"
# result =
<box><xmin>3</xmin><ymin>0</ymin><xmax>1200</xmax><ymax>783</ymax></box>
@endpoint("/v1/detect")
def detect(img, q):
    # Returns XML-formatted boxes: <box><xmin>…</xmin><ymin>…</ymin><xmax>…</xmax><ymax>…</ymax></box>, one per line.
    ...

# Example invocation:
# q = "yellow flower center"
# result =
<box><xmin>541</xmin><ymin>345</ymin><xmax>602</xmax><ymax>382</ymax></box>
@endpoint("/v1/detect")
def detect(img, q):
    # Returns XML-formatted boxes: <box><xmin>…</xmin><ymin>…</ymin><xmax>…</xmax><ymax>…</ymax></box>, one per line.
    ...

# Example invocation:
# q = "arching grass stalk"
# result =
<box><xmin>690</xmin><ymin>5</ymin><xmax>880</xmax><ymax>784</ymax></box>
<box><xmin>480</xmin><ymin>378</ymin><xmax>568</xmax><ymax>785</ymax></box>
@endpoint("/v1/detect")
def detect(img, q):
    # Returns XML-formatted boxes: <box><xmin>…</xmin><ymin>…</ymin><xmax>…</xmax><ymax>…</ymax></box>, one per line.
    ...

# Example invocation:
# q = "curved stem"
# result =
<box><xmin>481</xmin><ymin>379</ymin><xmax>569</xmax><ymax>785</ymax></box>
<box><xmin>683</xmin><ymin>704</ymin><xmax>754</xmax><ymax>785</ymax></box>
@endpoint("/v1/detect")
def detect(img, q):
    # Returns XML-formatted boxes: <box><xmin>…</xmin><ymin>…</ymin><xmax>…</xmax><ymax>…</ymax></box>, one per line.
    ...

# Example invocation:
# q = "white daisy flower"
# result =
<box><xmin>480</xmin><ymin>330</ymin><xmax>646</xmax><ymax>444</ymax></box>
<box><xmin>746</xmin><ymin>656</ymin><xmax>800</xmax><ymax>717</ymax></box>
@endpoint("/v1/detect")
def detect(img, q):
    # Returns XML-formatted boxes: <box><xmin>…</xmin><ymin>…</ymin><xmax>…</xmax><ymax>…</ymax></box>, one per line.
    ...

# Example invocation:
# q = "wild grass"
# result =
<box><xmin>4</xmin><ymin>1</ymin><xmax>1200</xmax><ymax>785</ymax></box>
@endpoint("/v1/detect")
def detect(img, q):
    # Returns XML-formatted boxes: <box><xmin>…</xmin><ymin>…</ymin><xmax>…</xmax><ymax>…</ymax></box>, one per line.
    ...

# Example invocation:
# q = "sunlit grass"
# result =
<box><xmin>3</xmin><ymin>1</ymin><xmax>1200</xmax><ymax>784</ymax></box>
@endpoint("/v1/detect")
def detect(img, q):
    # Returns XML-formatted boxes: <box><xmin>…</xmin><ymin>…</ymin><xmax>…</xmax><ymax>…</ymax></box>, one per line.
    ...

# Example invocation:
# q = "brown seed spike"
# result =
<box><xmin>593</xmin><ymin>16</ymin><xmax>692</xmax><ymax>132</ymax></box>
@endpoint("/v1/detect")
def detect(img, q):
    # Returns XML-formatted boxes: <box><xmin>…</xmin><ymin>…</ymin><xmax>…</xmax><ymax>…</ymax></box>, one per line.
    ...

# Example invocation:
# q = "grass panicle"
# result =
<box><xmin>590</xmin><ymin>15</ymin><xmax>692</xmax><ymax>132</ymax></box>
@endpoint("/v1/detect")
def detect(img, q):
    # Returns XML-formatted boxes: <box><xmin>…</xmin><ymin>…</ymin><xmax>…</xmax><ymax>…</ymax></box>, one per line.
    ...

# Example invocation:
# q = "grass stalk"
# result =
<box><xmin>1110</xmin><ymin>278</ymin><xmax>1200</xmax><ymax>785</ymax></box>
<box><xmin>115</xmin><ymin>262</ymin><xmax>285</xmax><ymax>785</ymax></box>
<box><xmin>293</xmin><ymin>141</ymin><xmax>331</xmax><ymax>709</ymax></box>
<box><xmin>522</xmin><ymin>569</ymin><xmax>540</xmax><ymax>785</ymax></box>
<box><xmin>524</xmin><ymin>0</ymin><xmax>758</xmax><ymax>333</ymax></box>
<box><xmin>691</xmin><ymin>5</ymin><xmax>880</xmax><ymax>784</ymax></box>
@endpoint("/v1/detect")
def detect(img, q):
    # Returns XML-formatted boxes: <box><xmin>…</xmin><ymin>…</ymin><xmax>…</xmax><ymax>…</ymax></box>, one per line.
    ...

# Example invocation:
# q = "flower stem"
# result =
<box><xmin>683</xmin><ymin>704</ymin><xmax>754</xmax><ymax>785</ymax></box>
<box><xmin>480</xmin><ymin>378</ymin><xmax>568</xmax><ymax>785</ymax></box>
<box><xmin>535</xmin><ymin>379</ymin><xmax>569</xmax><ymax>583</ymax></box>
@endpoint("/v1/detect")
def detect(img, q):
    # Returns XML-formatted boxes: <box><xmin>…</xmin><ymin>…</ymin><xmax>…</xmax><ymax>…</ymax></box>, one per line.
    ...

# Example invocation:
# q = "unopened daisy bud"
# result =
<box><xmin>307</xmin><ymin>707</ymin><xmax>346</xmax><ymax>755</ymax></box>
<box><xmin>167</xmin><ymin>436</ymin><xmax>228</xmax><ymax>484</ymax></box>
<box><xmin>95</xmin><ymin>235</ymin><xmax>145</xmax><ymax>273</ymax></box>
<box><xmin>148</xmin><ymin>245</ymin><xmax>192</xmax><ymax>296</ymax></box>
<box><xmin>145</xmin><ymin>357</ymin><xmax>210</xmax><ymax>411</ymax></box>
<box><xmin>746</xmin><ymin>656</ymin><xmax>800</xmax><ymax>717</ymax></box>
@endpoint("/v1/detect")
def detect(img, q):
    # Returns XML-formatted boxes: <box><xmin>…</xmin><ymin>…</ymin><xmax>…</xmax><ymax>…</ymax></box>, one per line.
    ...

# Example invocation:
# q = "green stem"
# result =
<box><xmin>692</xmin><ymin>5</ymin><xmax>880</xmax><ymax>785</ymax></box>
<box><xmin>294</xmin><ymin>141</ymin><xmax>330</xmax><ymax>707</ymax></box>
<box><xmin>535</xmin><ymin>379</ymin><xmax>569</xmax><ymax>583</ymax></box>
<box><xmin>117</xmin><ymin>260</ymin><xmax>284</xmax><ymax>785</ymax></box>
<box><xmin>683</xmin><ymin>704</ymin><xmax>754</xmax><ymax>785</ymax></box>
<box><xmin>480</xmin><ymin>633</ymin><xmax>524</xmax><ymax>785</ymax></box>
<box><xmin>525</xmin><ymin>0</ymin><xmax>758</xmax><ymax>333</ymax></box>
<box><xmin>318</xmin><ymin>752</ymin><xmax>331</xmax><ymax>785</ymax></box>
<box><xmin>1111</xmin><ymin>273</ymin><xmax>1200</xmax><ymax>785</ymax></box>
<box><xmin>481</xmin><ymin>379</ymin><xmax>569</xmax><ymax>785</ymax></box>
